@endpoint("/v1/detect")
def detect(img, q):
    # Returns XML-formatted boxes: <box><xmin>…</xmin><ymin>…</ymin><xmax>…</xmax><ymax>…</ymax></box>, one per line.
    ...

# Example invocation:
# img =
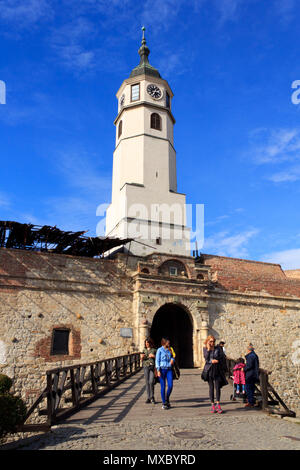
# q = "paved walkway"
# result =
<box><xmin>2</xmin><ymin>369</ymin><xmax>300</xmax><ymax>450</ymax></box>
<box><xmin>63</xmin><ymin>368</ymin><xmax>258</xmax><ymax>423</ymax></box>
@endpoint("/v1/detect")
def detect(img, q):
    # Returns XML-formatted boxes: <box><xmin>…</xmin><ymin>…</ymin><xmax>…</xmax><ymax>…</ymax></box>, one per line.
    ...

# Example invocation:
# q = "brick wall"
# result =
<box><xmin>202</xmin><ymin>254</ymin><xmax>300</xmax><ymax>297</ymax></box>
<box><xmin>285</xmin><ymin>270</ymin><xmax>300</xmax><ymax>280</ymax></box>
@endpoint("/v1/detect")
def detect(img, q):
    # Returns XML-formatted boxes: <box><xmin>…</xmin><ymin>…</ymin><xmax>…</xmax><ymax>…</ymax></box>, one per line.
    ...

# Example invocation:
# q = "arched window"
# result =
<box><xmin>150</xmin><ymin>113</ymin><xmax>161</xmax><ymax>131</ymax></box>
<box><xmin>118</xmin><ymin>120</ymin><xmax>122</xmax><ymax>138</ymax></box>
<box><xmin>158</xmin><ymin>260</ymin><xmax>188</xmax><ymax>278</ymax></box>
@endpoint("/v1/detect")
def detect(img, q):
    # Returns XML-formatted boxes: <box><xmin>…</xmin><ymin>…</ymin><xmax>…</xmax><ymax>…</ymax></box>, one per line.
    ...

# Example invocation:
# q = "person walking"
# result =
<box><xmin>140</xmin><ymin>337</ymin><xmax>157</xmax><ymax>404</ymax></box>
<box><xmin>244</xmin><ymin>343</ymin><xmax>259</xmax><ymax>408</ymax></box>
<box><xmin>218</xmin><ymin>340</ymin><xmax>226</xmax><ymax>356</ymax></box>
<box><xmin>218</xmin><ymin>340</ymin><xmax>228</xmax><ymax>374</ymax></box>
<box><xmin>202</xmin><ymin>335</ymin><xmax>228</xmax><ymax>414</ymax></box>
<box><xmin>155</xmin><ymin>337</ymin><xmax>175</xmax><ymax>410</ymax></box>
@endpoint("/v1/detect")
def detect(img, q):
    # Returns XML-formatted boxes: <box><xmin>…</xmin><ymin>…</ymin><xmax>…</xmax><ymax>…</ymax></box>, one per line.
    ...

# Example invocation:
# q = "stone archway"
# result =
<box><xmin>150</xmin><ymin>303</ymin><xmax>194</xmax><ymax>368</ymax></box>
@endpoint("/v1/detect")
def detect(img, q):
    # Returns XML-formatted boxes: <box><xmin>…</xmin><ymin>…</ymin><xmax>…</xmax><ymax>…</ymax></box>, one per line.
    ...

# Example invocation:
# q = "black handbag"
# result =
<box><xmin>172</xmin><ymin>363</ymin><xmax>180</xmax><ymax>380</ymax></box>
<box><xmin>201</xmin><ymin>368</ymin><xmax>209</xmax><ymax>382</ymax></box>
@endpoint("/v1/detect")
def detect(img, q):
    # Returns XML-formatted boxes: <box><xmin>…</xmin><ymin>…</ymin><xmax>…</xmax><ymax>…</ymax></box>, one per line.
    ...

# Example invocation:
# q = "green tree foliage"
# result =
<box><xmin>0</xmin><ymin>375</ymin><xmax>27</xmax><ymax>438</ymax></box>
<box><xmin>0</xmin><ymin>374</ymin><xmax>12</xmax><ymax>394</ymax></box>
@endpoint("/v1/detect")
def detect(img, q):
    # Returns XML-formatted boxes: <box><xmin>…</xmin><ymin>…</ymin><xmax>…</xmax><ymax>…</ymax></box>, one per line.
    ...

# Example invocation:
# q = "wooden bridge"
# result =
<box><xmin>18</xmin><ymin>353</ymin><xmax>295</xmax><ymax>434</ymax></box>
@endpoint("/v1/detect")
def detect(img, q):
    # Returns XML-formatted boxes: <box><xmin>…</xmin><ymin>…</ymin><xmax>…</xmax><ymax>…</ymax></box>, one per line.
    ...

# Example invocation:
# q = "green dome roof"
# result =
<box><xmin>130</xmin><ymin>27</ymin><xmax>161</xmax><ymax>79</ymax></box>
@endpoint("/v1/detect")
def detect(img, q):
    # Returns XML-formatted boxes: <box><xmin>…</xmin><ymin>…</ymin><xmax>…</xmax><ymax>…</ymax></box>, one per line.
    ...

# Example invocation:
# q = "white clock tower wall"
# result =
<box><xmin>105</xmin><ymin>31</ymin><xmax>190</xmax><ymax>256</ymax></box>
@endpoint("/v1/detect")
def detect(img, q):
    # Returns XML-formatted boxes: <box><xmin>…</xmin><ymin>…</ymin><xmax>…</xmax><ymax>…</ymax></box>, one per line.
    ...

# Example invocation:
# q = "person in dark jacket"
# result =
<box><xmin>218</xmin><ymin>341</ymin><xmax>228</xmax><ymax>374</ymax></box>
<box><xmin>202</xmin><ymin>335</ymin><xmax>228</xmax><ymax>414</ymax></box>
<box><xmin>244</xmin><ymin>343</ymin><xmax>259</xmax><ymax>407</ymax></box>
<box><xmin>141</xmin><ymin>337</ymin><xmax>157</xmax><ymax>404</ymax></box>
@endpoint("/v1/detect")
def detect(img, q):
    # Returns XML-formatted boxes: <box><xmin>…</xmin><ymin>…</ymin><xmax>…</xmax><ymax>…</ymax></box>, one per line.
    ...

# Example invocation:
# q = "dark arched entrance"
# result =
<box><xmin>150</xmin><ymin>303</ymin><xmax>194</xmax><ymax>368</ymax></box>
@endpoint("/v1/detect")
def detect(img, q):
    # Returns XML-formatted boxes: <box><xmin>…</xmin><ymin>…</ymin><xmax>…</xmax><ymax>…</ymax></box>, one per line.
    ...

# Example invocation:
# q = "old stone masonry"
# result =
<box><xmin>0</xmin><ymin>248</ymin><xmax>299</xmax><ymax>420</ymax></box>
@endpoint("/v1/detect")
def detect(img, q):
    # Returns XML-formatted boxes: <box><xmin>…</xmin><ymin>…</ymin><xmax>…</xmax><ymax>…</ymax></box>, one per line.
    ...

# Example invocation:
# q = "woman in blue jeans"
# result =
<box><xmin>155</xmin><ymin>337</ymin><xmax>175</xmax><ymax>409</ymax></box>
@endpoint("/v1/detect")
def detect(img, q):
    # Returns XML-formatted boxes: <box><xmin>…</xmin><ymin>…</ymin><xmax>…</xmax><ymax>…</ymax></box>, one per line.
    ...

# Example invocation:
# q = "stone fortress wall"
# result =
<box><xmin>0</xmin><ymin>248</ymin><xmax>136</xmax><ymax>410</ymax></box>
<box><xmin>203</xmin><ymin>254</ymin><xmax>300</xmax><ymax>414</ymax></box>
<box><xmin>0</xmin><ymin>247</ymin><xmax>299</xmax><ymax>416</ymax></box>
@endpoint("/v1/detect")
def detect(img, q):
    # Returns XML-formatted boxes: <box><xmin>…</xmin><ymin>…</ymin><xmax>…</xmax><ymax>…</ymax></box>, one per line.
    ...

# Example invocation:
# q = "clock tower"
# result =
<box><xmin>105</xmin><ymin>28</ymin><xmax>190</xmax><ymax>256</ymax></box>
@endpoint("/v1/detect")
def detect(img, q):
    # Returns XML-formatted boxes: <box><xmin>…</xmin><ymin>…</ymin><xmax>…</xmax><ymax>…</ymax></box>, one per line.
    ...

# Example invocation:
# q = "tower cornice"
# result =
<box><xmin>114</xmin><ymin>100</ymin><xmax>176</xmax><ymax>125</ymax></box>
<box><xmin>114</xmin><ymin>132</ymin><xmax>176</xmax><ymax>153</ymax></box>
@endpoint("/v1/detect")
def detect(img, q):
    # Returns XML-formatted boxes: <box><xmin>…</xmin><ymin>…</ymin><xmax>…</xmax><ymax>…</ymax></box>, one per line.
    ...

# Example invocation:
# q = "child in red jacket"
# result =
<box><xmin>232</xmin><ymin>358</ymin><xmax>246</xmax><ymax>394</ymax></box>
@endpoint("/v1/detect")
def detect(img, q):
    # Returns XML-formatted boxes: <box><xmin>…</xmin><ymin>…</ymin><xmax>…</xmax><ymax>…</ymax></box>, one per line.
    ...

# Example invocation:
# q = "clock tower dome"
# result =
<box><xmin>105</xmin><ymin>28</ymin><xmax>190</xmax><ymax>256</ymax></box>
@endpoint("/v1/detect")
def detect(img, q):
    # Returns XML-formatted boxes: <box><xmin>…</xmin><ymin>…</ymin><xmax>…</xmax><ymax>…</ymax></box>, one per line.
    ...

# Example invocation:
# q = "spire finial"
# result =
<box><xmin>129</xmin><ymin>26</ymin><xmax>161</xmax><ymax>79</ymax></box>
<box><xmin>138</xmin><ymin>25</ymin><xmax>149</xmax><ymax>66</ymax></box>
<box><xmin>141</xmin><ymin>26</ymin><xmax>146</xmax><ymax>45</ymax></box>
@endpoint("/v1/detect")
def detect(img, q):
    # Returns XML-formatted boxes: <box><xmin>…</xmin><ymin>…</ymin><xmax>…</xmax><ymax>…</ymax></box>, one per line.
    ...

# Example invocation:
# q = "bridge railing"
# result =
<box><xmin>18</xmin><ymin>352</ymin><xmax>142</xmax><ymax>432</ymax></box>
<box><xmin>225</xmin><ymin>357</ymin><xmax>296</xmax><ymax>418</ymax></box>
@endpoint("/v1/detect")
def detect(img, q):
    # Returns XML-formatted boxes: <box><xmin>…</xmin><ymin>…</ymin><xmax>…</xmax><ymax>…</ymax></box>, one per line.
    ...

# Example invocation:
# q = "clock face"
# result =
<box><xmin>147</xmin><ymin>84</ymin><xmax>162</xmax><ymax>100</ymax></box>
<box><xmin>120</xmin><ymin>94</ymin><xmax>125</xmax><ymax>107</ymax></box>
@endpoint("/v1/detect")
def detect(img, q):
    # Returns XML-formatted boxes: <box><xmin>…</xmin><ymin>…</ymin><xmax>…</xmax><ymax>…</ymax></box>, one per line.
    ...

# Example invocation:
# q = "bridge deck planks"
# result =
<box><xmin>63</xmin><ymin>369</ymin><xmax>260</xmax><ymax>425</ymax></box>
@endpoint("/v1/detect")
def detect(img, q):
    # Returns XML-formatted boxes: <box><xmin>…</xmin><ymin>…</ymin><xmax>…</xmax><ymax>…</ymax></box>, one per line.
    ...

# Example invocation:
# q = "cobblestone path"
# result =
<box><xmin>2</xmin><ymin>369</ymin><xmax>300</xmax><ymax>450</ymax></box>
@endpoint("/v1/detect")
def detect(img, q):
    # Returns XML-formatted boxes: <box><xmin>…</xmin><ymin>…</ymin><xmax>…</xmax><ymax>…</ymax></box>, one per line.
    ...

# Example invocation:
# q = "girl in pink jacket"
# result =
<box><xmin>232</xmin><ymin>358</ymin><xmax>246</xmax><ymax>394</ymax></box>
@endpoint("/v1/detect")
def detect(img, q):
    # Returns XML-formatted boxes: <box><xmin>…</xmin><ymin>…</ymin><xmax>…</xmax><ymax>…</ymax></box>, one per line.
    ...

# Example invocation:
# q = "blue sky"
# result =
<box><xmin>0</xmin><ymin>0</ymin><xmax>300</xmax><ymax>269</ymax></box>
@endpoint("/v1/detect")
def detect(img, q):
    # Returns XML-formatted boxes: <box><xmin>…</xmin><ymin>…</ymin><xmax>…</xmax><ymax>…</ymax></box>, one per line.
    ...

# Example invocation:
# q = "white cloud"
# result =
<box><xmin>45</xmin><ymin>196</ymin><xmax>98</xmax><ymax>232</ymax></box>
<box><xmin>203</xmin><ymin>228</ymin><xmax>259</xmax><ymax>258</ymax></box>
<box><xmin>17</xmin><ymin>213</ymin><xmax>42</xmax><ymax>225</ymax></box>
<box><xmin>206</xmin><ymin>209</ymin><xmax>244</xmax><ymax>227</ymax></box>
<box><xmin>249</xmin><ymin>128</ymin><xmax>300</xmax><ymax>164</ymax></box>
<box><xmin>55</xmin><ymin>44</ymin><xmax>95</xmax><ymax>71</ymax></box>
<box><xmin>268</xmin><ymin>165</ymin><xmax>300</xmax><ymax>183</ymax></box>
<box><xmin>50</xmin><ymin>17</ymin><xmax>97</xmax><ymax>72</ymax></box>
<box><xmin>0</xmin><ymin>0</ymin><xmax>52</xmax><ymax>26</ymax></box>
<box><xmin>0</xmin><ymin>192</ymin><xmax>11</xmax><ymax>209</ymax></box>
<box><xmin>261</xmin><ymin>248</ymin><xmax>300</xmax><ymax>270</ymax></box>
<box><xmin>57</xmin><ymin>150</ymin><xmax>111</xmax><ymax>195</ymax></box>
<box><xmin>274</xmin><ymin>0</ymin><xmax>296</xmax><ymax>25</ymax></box>
<box><xmin>40</xmin><ymin>149</ymin><xmax>112</xmax><ymax>233</ymax></box>
<box><xmin>141</xmin><ymin>0</ymin><xmax>184</xmax><ymax>32</ymax></box>
<box><xmin>247</xmin><ymin>127</ymin><xmax>300</xmax><ymax>184</ymax></box>
<box><xmin>206</xmin><ymin>214</ymin><xmax>230</xmax><ymax>227</ymax></box>
<box><xmin>213</xmin><ymin>0</ymin><xmax>243</xmax><ymax>23</ymax></box>
<box><xmin>194</xmin><ymin>0</ymin><xmax>245</xmax><ymax>24</ymax></box>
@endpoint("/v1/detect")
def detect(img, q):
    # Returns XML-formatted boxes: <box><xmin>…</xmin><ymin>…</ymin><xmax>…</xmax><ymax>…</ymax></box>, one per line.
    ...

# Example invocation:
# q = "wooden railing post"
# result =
<box><xmin>70</xmin><ymin>369</ymin><xmax>77</xmax><ymax>407</ymax></box>
<box><xmin>124</xmin><ymin>355</ymin><xmax>128</xmax><ymax>376</ymax></box>
<box><xmin>135</xmin><ymin>354</ymin><xmax>138</xmax><ymax>371</ymax></box>
<box><xmin>116</xmin><ymin>358</ymin><xmax>120</xmax><ymax>381</ymax></box>
<box><xmin>46</xmin><ymin>372</ymin><xmax>53</xmax><ymax>426</ymax></box>
<box><xmin>260</xmin><ymin>370</ymin><xmax>269</xmax><ymax>411</ymax></box>
<box><xmin>105</xmin><ymin>360</ymin><xmax>109</xmax><ymax>385</ymax></box>
<box><xmin>90</xmin><ymin>364</ymin><xmax>97</xmax><ymax>395</ymax></box>
<box><xmin>130</xmin><ymin>355</ymin><xmax>133</xmax><ymax>374</ymax></box>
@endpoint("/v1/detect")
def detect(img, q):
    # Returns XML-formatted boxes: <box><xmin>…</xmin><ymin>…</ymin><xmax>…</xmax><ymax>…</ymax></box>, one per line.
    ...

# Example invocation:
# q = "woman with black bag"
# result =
<box><xmin>202</xmin><ymin>335</ymin><xmax>228</xmax><ymax>414</ymax></box>
<box><xmin>156</xmin><ymin>337</ymin><xmax>175</xmax><ymax>409</ymax></box>
<box><xmin>141</xmin><ymin>337</ymin><xmax>157</xmax><ymax>404</ymax></box>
